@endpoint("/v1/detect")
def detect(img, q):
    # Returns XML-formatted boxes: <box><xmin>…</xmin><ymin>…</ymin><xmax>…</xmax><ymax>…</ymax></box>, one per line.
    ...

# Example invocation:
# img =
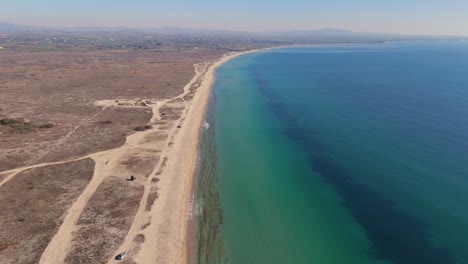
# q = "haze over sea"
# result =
<box><xmin>196</xmin><ymin>41</ymin><xmax>468</xmax><ymax>264</ymax></box>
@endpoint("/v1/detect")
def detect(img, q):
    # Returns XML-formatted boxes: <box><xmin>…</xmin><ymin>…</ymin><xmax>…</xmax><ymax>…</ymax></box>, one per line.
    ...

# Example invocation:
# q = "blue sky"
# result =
<box><xmin>1</xmin><ymin>0</ymin><xmax>467</xmax><ymax>35</ymax></box>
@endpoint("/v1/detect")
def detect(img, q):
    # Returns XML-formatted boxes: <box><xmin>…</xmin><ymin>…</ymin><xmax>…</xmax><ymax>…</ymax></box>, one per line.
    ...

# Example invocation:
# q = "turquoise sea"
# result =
<box><xmin>195</xmin><ymin>41</ymin><xmax>468</xmax><ymax>264</ymax></box>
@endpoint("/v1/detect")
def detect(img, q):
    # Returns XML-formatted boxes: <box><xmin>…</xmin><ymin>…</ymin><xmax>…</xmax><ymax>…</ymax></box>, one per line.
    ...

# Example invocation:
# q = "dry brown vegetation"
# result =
<box><xmin>0</xmin><ymin>173</ymin><xmax>8</xmax><ymax>182</ymax></box>
<box><xmin>0</xmin><ymin>117</ymin><xmax>54</xmax><ymax>134</ymax></box>
<box><xmin>119</xmin><ymin>153</ymin><xmax>160</xmax><ymax>179</ymax></box>
<box><xmin>160</xmin><ymin>104</ymin><xmax>185</xmax><ymax>121</ymax></box>
<box><xmin>0</xmin><ymin>48</ymin><xmax>223</xmax><ymax>263</ymax></box>
<box><xmin>0</xmin><ymin>49</ymin><xmax>222</xmax><ymax>171</ymax></box>
<box><xmin>64</xmin><ymin>176</ymin><xmax>144</xmax><ymax>264</ymax></box>
<box><xmin>0</xmin><ymin>158</ymin><xmax>95</xmax><ymax>264</ymax></box>
<box><xmin>145</xmin><ymin>178</ymin><xmax>160</xmax><ymax>211</ymax></box>
<box><xmin>133</xmin><ymin>124</ymin><xmax>153</xmax><ymax>131</ymax></box>
<box><xmin>141</xmin><ymin>131</ymin><xmax>168</xmax><ymax>146</ymax></box>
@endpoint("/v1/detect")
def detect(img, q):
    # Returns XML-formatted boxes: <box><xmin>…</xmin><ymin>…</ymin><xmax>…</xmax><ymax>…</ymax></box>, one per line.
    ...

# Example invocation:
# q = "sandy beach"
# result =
<box><xmin>0</xmin><ymin>49</ymin><xmax>247</xmax><ymax>263</ymax></box>
<box><xmin>34</xmin><ymin>51</ymin><xmax>249</xmax><ymax>264</ymax></box>
<box><xmin>2</xmin><ymin>3</ymin><xmax>465</xmax><ymax>262</ymax></box>
<box><xmin>130</xmin><ymin>51</ymin><xmax>250</xmax><ymax>264</ymax></box>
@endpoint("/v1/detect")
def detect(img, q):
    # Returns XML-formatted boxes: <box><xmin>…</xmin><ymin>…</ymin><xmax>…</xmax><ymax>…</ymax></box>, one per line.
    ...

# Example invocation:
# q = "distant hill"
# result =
<box><xmin>0</xmin><ymin>21</ymin><xmax>36</xmax><ymax>31</ymax></box>
<box><xmin>1</xmin><ymin>21</ymin><xmax>466</xmax><ymax>42</ymax></box>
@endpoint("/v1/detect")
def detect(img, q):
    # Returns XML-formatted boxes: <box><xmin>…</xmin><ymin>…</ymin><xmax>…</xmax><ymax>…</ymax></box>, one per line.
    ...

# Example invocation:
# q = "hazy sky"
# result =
<box><xmin>1</xmin><ymin>0</ymin><xmax>467</xmax><ymax>36</ymax></box>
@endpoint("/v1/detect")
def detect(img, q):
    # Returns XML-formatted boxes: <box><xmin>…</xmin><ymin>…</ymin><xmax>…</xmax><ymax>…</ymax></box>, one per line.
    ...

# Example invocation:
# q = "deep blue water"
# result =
<box><xmin>197</xmin><ymin>41</ymin><xmax>468</xmax><ymax>264</ymax></box>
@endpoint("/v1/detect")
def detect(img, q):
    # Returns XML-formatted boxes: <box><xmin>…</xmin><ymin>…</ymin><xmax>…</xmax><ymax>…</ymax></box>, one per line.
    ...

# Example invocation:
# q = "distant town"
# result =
<box><xmin>0</xmin><ymin>29</ymin><xmax>278</xmax><ymax>52</ymax></box>
<box><xmin>1</xmin><ymin>22</ymin><xmax>466</xmax><ymax>52</ymax></box>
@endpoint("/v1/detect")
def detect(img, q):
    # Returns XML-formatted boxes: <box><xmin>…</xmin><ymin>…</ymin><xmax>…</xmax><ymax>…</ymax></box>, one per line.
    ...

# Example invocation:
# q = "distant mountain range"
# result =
<box><xmin>0</xmin><ymin>21</ymin><xmax>35</xmax><ymax>31</ymax></box>
<box><xmin>0</xmin><ymin>21</ymin><xmax>353</xmax><ymax>34</ymax></box>
<box><xmin>1</xmin><ymin>21</ymin><xmax>467</xmax><ymax>41</ymax></box>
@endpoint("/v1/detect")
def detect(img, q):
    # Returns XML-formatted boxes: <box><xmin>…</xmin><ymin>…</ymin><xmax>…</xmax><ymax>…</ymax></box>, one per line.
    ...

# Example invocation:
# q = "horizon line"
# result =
<box><xmin>1</xmin><ymin>20</ymin><xmax>468</xmax><ymax>38</ymax></box>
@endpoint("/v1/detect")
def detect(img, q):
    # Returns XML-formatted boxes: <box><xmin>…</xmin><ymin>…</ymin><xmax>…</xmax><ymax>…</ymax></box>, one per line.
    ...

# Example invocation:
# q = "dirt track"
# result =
<box><xmin>0</xmin><ymin>50</ymin><xmax>244</xmax><ymax>264</ymax></box>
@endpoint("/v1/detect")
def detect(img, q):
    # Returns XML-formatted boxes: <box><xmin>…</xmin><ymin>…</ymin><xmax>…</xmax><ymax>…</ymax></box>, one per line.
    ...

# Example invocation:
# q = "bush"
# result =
<box><xmin>1</xmin><ymin>118</ymin><xmax>55</xmax><ymax>133</ymax></box>
<box><xmin>98</xmin><ymin>120</ymin><xmax>113</xmax><ymax>124</ymax></box>
<box><xmin>0</xmin><ymin>118</ymin><xmax>23</xmax><ymax>126</ymax></box>
<box><xmin>133</xmin><ymin>125</ymin><xmax>153</xmax><ymax>131</ymax></box>
<box><xmin>38</xmin><ymin>123</ymin><xmax>54</xmax><ymax>128</ymax></box>
<box><xmin>0</xmin><ymin>118</ymin><xmax>34</xmax><ymax>133</ymax></box>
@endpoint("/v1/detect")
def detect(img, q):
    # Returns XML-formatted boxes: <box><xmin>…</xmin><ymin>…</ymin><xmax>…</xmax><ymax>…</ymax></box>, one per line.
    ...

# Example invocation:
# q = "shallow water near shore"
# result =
<box><xmin>196</xmin><ymin>41</ymin><xmax>468</xmax><ymax>264</ymax></box>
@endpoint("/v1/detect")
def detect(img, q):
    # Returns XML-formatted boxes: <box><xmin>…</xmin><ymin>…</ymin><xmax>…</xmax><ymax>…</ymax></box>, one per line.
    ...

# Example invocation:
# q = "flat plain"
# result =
<box><xmin>0</xmin><ymin>48</ymin><xmax>224</xmax><ymax>263</ymax></box>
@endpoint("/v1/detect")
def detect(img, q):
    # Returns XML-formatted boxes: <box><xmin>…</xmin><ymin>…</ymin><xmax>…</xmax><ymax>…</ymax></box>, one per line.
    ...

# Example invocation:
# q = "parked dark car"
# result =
<box><xmin>115</xmin><ymin>251</ymin><xmax>127</xmax><ymax>260</ymax></box>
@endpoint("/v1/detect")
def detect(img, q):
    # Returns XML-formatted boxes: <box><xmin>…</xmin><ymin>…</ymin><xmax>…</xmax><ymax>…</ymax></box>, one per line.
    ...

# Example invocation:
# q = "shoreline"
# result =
<box><xmin>186</xmin><ymin>49</ymin><xmax>267</xmax><ymax>264</ymax></box>
<box><xmin>27</xmin><ymin>49</ymin><xmax>260</xmax><ymax>264</ymax></box>
<box><xmin>184</xmin><ymin>52</ymin><xmax>245</xmax><ymax>264</ymax></box>
<box><xmin>179</xmin><ymin>50</ymin><xmax>257</xmax><ymax>264</ymax></box>
<box><xmin>0</xmin><ymin>48</ymin><xmax>259</xmax><ymax>263</ymax></box>
<box><xmin>37</xmin><ymin>51</ymin><xmax>254</xmax><ymax>264</ymax></box>
<box><xmin>23</xmin><ymin>42</ymin><xmax>468</xmax><ymax>263</ymax></box>
<box><xmin>132</xmin><ymin>50</ymin><xmax>257</xmax><ymax>264</ymax></box>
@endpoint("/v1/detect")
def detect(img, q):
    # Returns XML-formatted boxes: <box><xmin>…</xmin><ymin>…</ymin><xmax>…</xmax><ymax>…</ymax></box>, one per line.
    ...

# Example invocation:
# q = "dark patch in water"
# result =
<box><xmin>253</xmin><ymin>65</ymin><xmax>455</xmax><ymax>264</ymax></box>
